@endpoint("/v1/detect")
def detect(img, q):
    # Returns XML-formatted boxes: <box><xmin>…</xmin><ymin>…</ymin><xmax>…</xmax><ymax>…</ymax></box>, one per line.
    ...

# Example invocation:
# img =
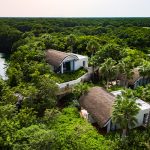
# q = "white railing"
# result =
<box><xmin>57</xmin><ymin>72</ymin><xmax>91</xmax><ymax>93</ymax></box>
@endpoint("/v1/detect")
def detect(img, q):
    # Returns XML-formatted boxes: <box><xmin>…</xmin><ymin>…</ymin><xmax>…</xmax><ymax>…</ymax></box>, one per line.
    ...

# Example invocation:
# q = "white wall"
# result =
<box><xmin>74</xmin><ymin>57</ymin><xmax>88</xmax><ymax>70</ymax></box>
<box><xmin>57</xmin><ymin>72</ymin><xmax>91</xmax><ymax>90</ymax></box>
<box><xmin>135</xmin><ymin>109</ymin><xmax>150</xmax><ymax>127</ymax></box>
<box><xmin>108</xmin><ymin>108</ymin><xmax>150</xmax><ymax>131</ymax></box>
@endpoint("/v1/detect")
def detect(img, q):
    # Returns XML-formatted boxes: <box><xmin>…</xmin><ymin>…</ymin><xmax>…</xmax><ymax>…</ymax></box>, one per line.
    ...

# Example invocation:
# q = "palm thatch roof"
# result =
<box><xmin>79</xmin><ymin>87</ymin><xmax>115</xmax><ymax>127</ymax></box>
<box><xmin>128</xmin><ymin>68</ymin><xmax>141</xmax><ymax>85</ymax></box>
<box><xmin>118</xmin><ymin>68</ymin><xmax>141</xmax><ymax>85</ymax></box>
<box><xmin>46</xmin><ymin>49</ymin><xmax>78</xmax><ymax>67</ymax></box>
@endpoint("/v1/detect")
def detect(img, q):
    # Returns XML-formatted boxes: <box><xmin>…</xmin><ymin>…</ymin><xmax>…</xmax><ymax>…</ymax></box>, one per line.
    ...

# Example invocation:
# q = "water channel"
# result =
<box><xmin>0</xmin><ymin>53</ymin><xmax>7</xmax><ymax>80</ymax></box>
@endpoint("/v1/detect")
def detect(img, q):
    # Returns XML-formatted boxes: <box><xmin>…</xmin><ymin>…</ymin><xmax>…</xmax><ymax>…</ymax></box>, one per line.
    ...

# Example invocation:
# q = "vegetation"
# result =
<box><xmin>134</xmin><ymin>84</ymin><xmax>150</xmax><ymax>102</ymax></box>
<box><xmin>99</xmin><ymin>58</ymin><xmax>116</xmax><ymax>89</ymax></box>
<box><xmin>73</xmin><ymin>82</ymin><xmax>90</xmax><ymax>99</ymax></box>
<box><xmin>55</xmin><ymin>67</ymin><xmax>87</xmax><ymax>83</ymax></box>
<box><xmin>112</xmin><ymin>90</ymin><xmax>140</xmax><ymax>137</ymax></box>
<box><xmin>0</xmin><ymin>17</ymin><xmax>150</xmax><ymax>149</ymax></box>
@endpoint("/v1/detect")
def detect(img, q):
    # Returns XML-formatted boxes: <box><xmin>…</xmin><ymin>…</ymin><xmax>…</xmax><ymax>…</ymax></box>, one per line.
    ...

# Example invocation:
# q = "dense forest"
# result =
<box><xmin>0</xmin><ymin>17</ymin><xmax>150</xmax><ymax>150</ymax></box>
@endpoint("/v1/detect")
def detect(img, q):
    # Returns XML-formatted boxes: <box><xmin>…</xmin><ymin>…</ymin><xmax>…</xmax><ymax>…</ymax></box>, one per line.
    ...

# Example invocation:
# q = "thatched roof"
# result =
<box><xmin>118</xmin><ymin>68</ymin><xmax>141</xmax><ymax>85</ymax></box>
<box><xmin>79</xmin><ymin>87</ymin><xmax>115</xmax><ymax>127</ymax></box>
<box><xmin>46</xmin><ymin>49</ymin><xmax>78</xmax><ymax>67</ymax></box>
<box><xmin>128</xmin><ymin>68</ymin><xmax>141</xmax><ymax>85</ymax></box>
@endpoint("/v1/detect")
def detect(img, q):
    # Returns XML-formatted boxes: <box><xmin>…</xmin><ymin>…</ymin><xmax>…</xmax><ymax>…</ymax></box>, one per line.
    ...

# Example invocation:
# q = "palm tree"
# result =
<box><xmin>86</xmin><ymin>40</ymin><xmax>99</xmax><ymax>81</ymax></box>
<box><xmin>73</xmin><ymin>83</ymin><xmax>89</xmax><ymax>100</ymax></box>
<box><xmin>117</xmin><ymin>60</ymin><xmax>133</xmax><ymax>87</ymax></box>
<box><xmin>86</xmin><ymin>40</ymin><xmax>99</xmax><ymax>57</ymax></box>
<box><xmin>99</xmin><ymin>58</ymin><xmax>116</xmax><ymax>89</ymax></box>
<box><xmin>139</xmin><ymin>61</ymin><xmax>150</xmax><ymax>83</ymax></box>
<box><xmin>112</xmin><ymin>92</ymin><xmax>140</xmax><ymax>138</ymax></box>
<box><xmin>67</xmin><ymin>34</ymin><xmax>76</xmax><ymax>53</ymax></box>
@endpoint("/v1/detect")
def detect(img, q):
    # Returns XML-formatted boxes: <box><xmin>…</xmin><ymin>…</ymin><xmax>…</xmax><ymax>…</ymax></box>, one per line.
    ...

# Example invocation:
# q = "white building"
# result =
<box><xmin>46</xmin><ymin>49</ymin><xmax>88</xmax><ymax>73</ymax></box>
<box><xmin>79</xmin><ymin>87</ymin><xmax>150</xmax><ymax>133</ymax></box>
<box><xmin>111</xmin><ymin>90</ymin><xmax>150</xmax><ymax>128</ymax></box>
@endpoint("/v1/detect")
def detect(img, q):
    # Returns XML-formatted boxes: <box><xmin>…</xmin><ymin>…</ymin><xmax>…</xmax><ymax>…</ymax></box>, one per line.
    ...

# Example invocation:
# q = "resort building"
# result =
<box><xmin>79</xmin><ymin>87</ymin><xmax>150</xmax><ymax>133</ymax></box>
<box><xmin>46</xmin><ymin>49</ymin><xmax>88</xmax><ymax>73</ymax></box>
<box><xmin>119</xmin><ymin>68</ymin><xmax>150</xmax><ymax>89</ymax></box>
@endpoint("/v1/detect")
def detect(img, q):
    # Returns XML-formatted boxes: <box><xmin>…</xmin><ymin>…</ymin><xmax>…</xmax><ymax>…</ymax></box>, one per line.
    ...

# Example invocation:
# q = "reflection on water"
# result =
<box><xmin>0</xmin><ymin>53</ymin><xmax>7</xmax><ymax>80</ymax></box>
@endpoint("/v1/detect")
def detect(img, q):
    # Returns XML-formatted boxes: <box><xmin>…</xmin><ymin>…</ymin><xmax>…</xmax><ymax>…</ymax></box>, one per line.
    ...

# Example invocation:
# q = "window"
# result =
<box><xmin>83</xmin><ymin>61</ymin><xmax>85</xmax><ymax>67</ymax></box>
<box><xmin>143</xmin><ymin>113</ymin><xmax>149</xmax><ymax>124</ymax></box>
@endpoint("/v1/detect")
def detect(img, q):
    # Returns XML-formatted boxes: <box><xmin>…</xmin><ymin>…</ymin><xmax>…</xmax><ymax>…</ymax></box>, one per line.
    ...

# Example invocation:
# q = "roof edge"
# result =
<box><xmin>59</xmin><ymin>54</ymin><xmax>79</xmax><ymax>66</ymax></box>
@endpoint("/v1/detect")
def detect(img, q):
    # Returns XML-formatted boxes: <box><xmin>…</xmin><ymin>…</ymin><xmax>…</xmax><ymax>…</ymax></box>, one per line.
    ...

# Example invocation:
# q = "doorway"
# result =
<box><xmin>63</xmin><ymin>61</ymin><xmax>71</xmax><ymax>72</ymax></box>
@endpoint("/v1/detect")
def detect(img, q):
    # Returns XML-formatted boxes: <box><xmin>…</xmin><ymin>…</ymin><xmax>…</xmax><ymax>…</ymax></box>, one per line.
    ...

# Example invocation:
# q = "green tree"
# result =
<box><xmin>139</xmin><ymin>60</ymin><xmax>150</xmax><ymax>79</ymax></box>
<box><xmin>134</xmin><ymin>85</ymin><xmax>150</xmax><ymax>103</ymax></box>
<box><xmin>13</xmin><ymin>125</ymin><xmax>56</xmax><ymax>150</ymax></box>
<box><xmin>86</xmin><ymin>40</ymin><xmax>99</xmax><ymax>57</ymax></box>
<box><xmin>99</xmin><ymin>58</ymin><xmax>116</xmax><ymax>89</ymax></box>
<box><xmin>0</xmin><ymin>105</ymin><xmax>37</xmax><ymax>149</ymax></box>
<box><xmin>50</xmin><ymin>107</ymin><xmax>110</xmax><ymax>150</ymax></box>
<box><xmin>117</xmin><ymin>60</ymin><xmax>133</xmax><ymax>87</ymax></box>
<box><xmin>21</xmin><ymin>76</ymin><xmax>58</xmax><ymax>116</ymax></box>
<box><xmin>67</xmin><ymin>34</ymin><xmax>76</xmax><ymax>53</ymax></box>
<box><xmin>73</xmin><ymin>83</ymin><xmax>89</xmax><ymax>100</ymax></box>
<box><xmin>112</xmin><ymin>92</ymin><xmax>140</xmax><ymax>137</ymax></box>
<box><xmin>0</xmin><ymin>25</ymin><xmax>22</xmax><ymax>52</ymax></box>
<box><xmin>92</xmin><ymin>43</ymin><xmax>124</xmax><ymax>65</ymax></box>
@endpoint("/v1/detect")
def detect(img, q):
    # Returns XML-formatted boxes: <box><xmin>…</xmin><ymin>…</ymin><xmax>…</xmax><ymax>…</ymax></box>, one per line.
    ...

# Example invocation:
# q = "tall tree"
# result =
<box><xmin>67</xmin><ymin>34</ymin><xmax>76</xmax><ymax>53</ymax></box>
<box><xmin>99</xmin><ymin>58</ymin><xmax>116</xmax><ymax>89</ymax></box>
<box><xmin>139</xmin><ymin>61</ymin><xmax>150</xmax><ymax>79</ymax></box>
<box><xmin>86</xmin><ymin>40</ymin><xmax>99</xmax><ymax>57</ymax></box>
<box><xmin>86</xmin><ymin>40</ymin><xmax>99</xmax><ymax>81</ymax></box>
<box><xmin>112</xmin><ymin>92</ymin><xmax>140</xmax><ymax>137</ymax></box>
<box><xmin>117</xmin><ymin>60</ymin><xmax>133</xmax><ymax>87</ymax></box>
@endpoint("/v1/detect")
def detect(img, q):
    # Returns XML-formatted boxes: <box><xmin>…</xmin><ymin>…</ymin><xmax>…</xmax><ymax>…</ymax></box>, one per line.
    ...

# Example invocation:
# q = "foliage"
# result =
<box><xmin>0</xmin><ymin>105</ymin><xmax>37</xmax><ymax>149</ymax></box>
<box><xmin>92</xmin><ymin>43</ymin><xmax>124</xmax><ymax>65</ymax></box>
<box><xmin>139</xmin><ymin>60</ymin><xmax>150</xmax><ymax>77</ymax></box>
<box><xmin>86</xmin><ymin>40</ymin><xmax>99</xmax><ymax>57</ymax></box>
<box><xmin>55</xmin><ymin>67</ymin><xmax>87</xmax><ymax>83</ymax></box>
<box><xmin>112</xmin><ymin>91</ymin><xmax>140</xmax><ymax>137</ymax></box>
<box><xmin>99</xmin><ymin>58</ymin><xmax>117</xmax><ymax>88</ymax></box>
<box><xmin>0</xmin><ymin>18</ymin><xmax>150</xmax><ymax>149</ymax></box>
<box><xmin>13</xmin><ymin>125</ymin><xmax>56</xmax><ymax>150</ymax></box>
<box><xmin>107</xmin><ymin>128</ymin><xmax>150</xmax><ymax>150</ymax></box>
<box><xmin>134</xmin><ymin>84</ymin><xmax>150</xmax><ymax>102</ymax></box>
<box><xmin>66</xmin><ymin>34</ymin><xmax>77</xmax><ymax>53</ymax></box>
<box><xmin>13</xmin><ymin>76</ymin><xmax>58</xmax><ymax>116</ymax></box>
<box><xmin>50</xmin><ymin>107</ymin><xmax>110</xmax><ymax>150</ymax></box>
<box><xmin>73</xmin><ymin>82</ymin><xmax>90</xmax><ymax>99</ymax></box>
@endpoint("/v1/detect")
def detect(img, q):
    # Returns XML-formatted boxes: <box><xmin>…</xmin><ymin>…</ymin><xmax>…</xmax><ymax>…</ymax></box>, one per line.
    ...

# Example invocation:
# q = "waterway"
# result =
<box><xmin>0</xmin><ymin>53</ymin><xmax>7</xmax><ymax>80</ymax></box>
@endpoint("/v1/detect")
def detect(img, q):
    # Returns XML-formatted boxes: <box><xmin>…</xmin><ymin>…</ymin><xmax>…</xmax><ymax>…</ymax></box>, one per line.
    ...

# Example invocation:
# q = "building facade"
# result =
<box><xmin>46</xmin><ymin>49</ymin><xmax>88</xmax><ymax>73</ymax></box>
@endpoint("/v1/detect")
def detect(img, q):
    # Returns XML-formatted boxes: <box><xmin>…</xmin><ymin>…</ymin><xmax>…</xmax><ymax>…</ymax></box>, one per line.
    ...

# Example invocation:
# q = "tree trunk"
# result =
<box><xmin>125</xmin><ymin>80</ymin><xmax>128</xmax><ymax>88</ymax></box>
<box><xmin>71</xmin><ymin>47</ymin><xmax>73</xmax><ymax>53</ymax></box>
<box><xmin>115</xmin><ymin>70</ymin><xmax>119</xmax><ymax>85</ymax></box>
<box><xmin>92</xmin><ymin>65</ymin><xmax>95</xmax><ymax>81</ymax></box>
<box><xmin>106</xmin><ymin>78</ymin><xmax>109</xmax><ymax>89</ymax></box>
<box><xmin>124</xmin><ymin>76</ymin><xmax>128</xmax><ymax>88</ymax></box>
<box><xmin>122</xmin><ymin>128</ymin><xmax>127</xmax><ymax>138</ymax></box>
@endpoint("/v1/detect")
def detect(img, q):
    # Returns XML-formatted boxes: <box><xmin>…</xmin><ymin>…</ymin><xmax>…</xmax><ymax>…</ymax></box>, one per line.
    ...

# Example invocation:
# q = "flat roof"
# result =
<box><xmin>136</xmin><ymin>99</ymin><xmax>150</xmax><ymax>110</ymax></box>
<box><xmin>111</xmin><ymin>90</ymin><xmax>150</xmax><ymax>111</ymax></box>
